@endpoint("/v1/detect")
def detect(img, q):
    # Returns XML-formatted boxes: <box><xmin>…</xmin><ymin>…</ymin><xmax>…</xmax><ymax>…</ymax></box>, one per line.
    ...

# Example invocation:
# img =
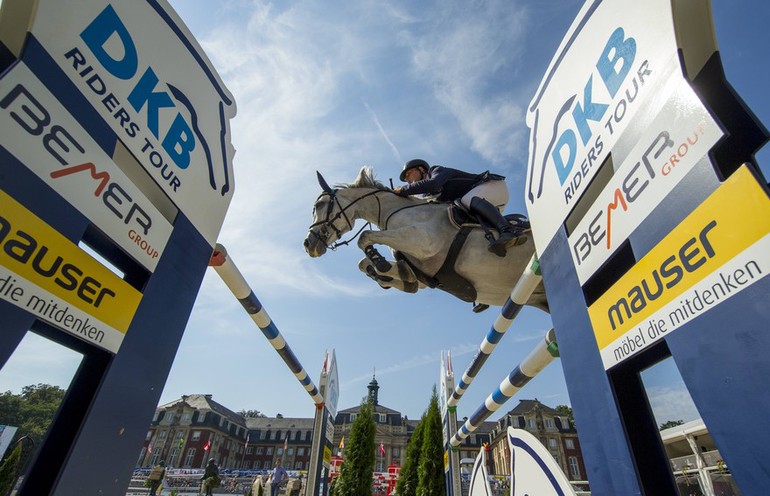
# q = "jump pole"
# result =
<box><xmin>209</xmin><ymin>243</ymin><xmax>324</xmax><ymax>405</ymax></box>
<box><xmin>449</xmin><ymin>328</ymin><xmax>559</xmax><ymax>447</ymax></box>
<box><xmin>447</xmin><ymin>254</ymin><xmax>542</xmax><ymax>408</ymax></box>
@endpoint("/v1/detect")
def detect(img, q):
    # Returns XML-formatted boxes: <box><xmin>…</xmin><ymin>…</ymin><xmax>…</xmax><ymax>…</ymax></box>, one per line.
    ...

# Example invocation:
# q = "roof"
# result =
<box><xmin>505</xmin><ymin>399</ymin><xmax>561</xmax><ymax>417</ymax></box>
<box><xmin>338</xmin><ymin>404</ymin><xmax>401</xmax><ymax>415</ymax></box>
<box><xmin>159</xmin><ymin>394</ymin><xmax>245</xmax><ymax>426</ymax></box>
<box><xmin>245</xmin><ymin>417</ymin><xmax>315</xmax><ymax>430</ymax></box>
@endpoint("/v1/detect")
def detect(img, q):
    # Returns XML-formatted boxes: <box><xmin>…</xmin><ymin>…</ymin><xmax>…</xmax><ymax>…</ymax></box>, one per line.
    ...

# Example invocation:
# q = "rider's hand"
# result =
<box><xmin>393</xmin><ymin>186</ymin><xmax>407</xmax><ymax>196</ymax></box>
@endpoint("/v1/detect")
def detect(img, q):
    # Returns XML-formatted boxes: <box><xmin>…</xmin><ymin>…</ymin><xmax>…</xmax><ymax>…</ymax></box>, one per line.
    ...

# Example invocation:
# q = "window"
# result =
<box><xmin>548</xmin><ymin>438</ymin><xmax>557</xmax><ymax>449</ymax></box>
<box><xmin>276</xmin><ymin>430</ymin><xmax>282</xmax><ymax>440</ymax></box>
<box><xmin>267</xmin><ymin>447</ymin><xmax>273</xmax><ymax>455</ymax></box>
<box><xmin>247</xmin><ymin>447</ymin><xmax>254</xmax><ymax>454</ymax></box>
<box><xmin>546</xmin><ymin>419</ymin><xmax>554</xmax><ymax>429</ymax></box>
<box><xmin>169</xmin><ymin>448</ymin><xmax>179</xmax><ymax>466</ymax></box>
<box><xmin>378</xmin><ymin>414</ymin><xmax>386</xmax><ymax>423</ymax></box>
<box><xmin>295</xmin><ymin>431</ymin><xmax>301</xmax><ymax>440</ymax></box>
<box><xmin>146</xmin><ymin>431</ymin><xmax>152</xmax><ymax>440</ymax></box>
<box><xmin>296</xmin><ymin>461</ymin><xmax>304</xmax><ymax>470</ymax></box>
<box><xmin>349</xmin><ymin>414</ymin><xmax>357</xmax><ymax>422</ymax></box>
<box><xmin>192</xmin><ymin>431</ymin><xmax>201</xmax><ymax>441</ymax></box>
<box><xmin>151</xmin><ymin>452</ymin><xmax>160</xmax><ymax>466</ymax></box>
<box><xmin>569</xmin><ymin>456</ymin><xmax>581</xmax><ymax>479</ymax></box>
<box><xmin>277</xmin><ymin>448</ymin><xmax>283</xmax><ymax>456</ymax></box>
<box><xmin>305</xmin><ymin>431</ymin><xmax>312</xmax><ymax>441</ymax></box>
<box><xmin>158</xmin><ymin>430</ymin><xmax>167</xmax><ymax>439</ymax></box>
<box><xmin>565</xmin><ymin>439</ymin><xmax>575</xmax><ymax>450</ymax></box>
<box><xmin>297</xmin><ymin>448</ymin><xmax>305</xmax><ymax>456</ymax></box>
<box><xmin>176</xmin><ymin>432</ymin><xmax>184</xmax><ymax>440</ymax></box>
<box><xmin>256</xmin><ymin>447</ymin><xmax>264</xmax><ymax>455</ymax></box>
<box><xmin>287</xmin><ymin>447</ymin><xmax>294</xmax><ymax>456</ymax></box>
<box><xmin>184</xmin><ymin>448</ymin><xmax>196</xmax><ymax>467</ymax></box>
<box><xmin>528</xmin><ymin>419</ymin><xmax>536</xmax><ymax>429</ymax></box>
<box><xmin>393</xmin><ymin>448</ymin><xmax>400</xmax><ymax>457</ymax></box>
<box><xmin>182</xmin><ymin>413</ymin><xmax>191</xmax><ymax>422</ymax></box>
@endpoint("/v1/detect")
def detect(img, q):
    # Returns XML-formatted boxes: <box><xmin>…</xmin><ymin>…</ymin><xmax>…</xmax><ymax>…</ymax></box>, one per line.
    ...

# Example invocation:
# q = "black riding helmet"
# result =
<box><xmin>400</xmin><ymin>158</ymin><xmax>429</xmax><ymax>181</ymax></box>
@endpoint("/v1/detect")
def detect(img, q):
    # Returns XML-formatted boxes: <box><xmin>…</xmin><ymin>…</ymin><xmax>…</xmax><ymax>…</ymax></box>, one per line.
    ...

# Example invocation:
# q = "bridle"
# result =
<box><xmin>307</xmin><ymin>188</ymin><xmax>385</xmax><ymax>250</ymax></box>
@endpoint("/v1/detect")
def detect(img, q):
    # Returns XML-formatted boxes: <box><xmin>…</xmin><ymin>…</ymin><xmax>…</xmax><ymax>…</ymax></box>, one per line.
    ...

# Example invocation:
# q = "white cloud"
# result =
<box><xmin>647</xmin><ymin>384</ymin><xmax>702</xmax><ymax>426</ymax></box>
<box><xmin>405</xmin><ymin>0</ymin><xmax>530</xmax><ymax>167</ymax></box>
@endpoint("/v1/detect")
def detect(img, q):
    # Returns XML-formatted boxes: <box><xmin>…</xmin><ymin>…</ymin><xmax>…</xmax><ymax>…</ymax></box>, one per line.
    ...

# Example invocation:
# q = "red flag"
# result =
<box><xmin>147</xmin><ymin>442</ymin><xmax>153</xmax><ymax>454</ymax></box>
<box><xmin>203</xmin><ymin>439</ymin><xmax>211</xmax><ymax>451</ymax></box>
<box><xmin>283</xmin><ymin>436</ymin><xmax>288</xmax><ymax>451</ymax></box>
<box><xmin>379</xmin><ymin>443</ymin><xmax>385</xmax><ymax>456</ymax></box>
<box><xmin>245</xmin><ymin>434</ymin><xmax>250</xmax><ymax>449</ymax></box>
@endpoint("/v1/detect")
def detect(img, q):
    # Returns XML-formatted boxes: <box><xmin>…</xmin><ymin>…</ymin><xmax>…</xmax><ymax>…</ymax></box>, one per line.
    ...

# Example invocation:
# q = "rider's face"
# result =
<box><xmin>404</xmin><ymin>167</ymin><xmax>424</xmax><ymax>183</ymax></box>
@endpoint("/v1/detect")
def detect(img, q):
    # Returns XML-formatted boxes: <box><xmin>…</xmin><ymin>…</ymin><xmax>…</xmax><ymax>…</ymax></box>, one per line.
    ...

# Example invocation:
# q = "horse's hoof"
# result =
<box><xmin>472</xmin><ymin>303</ymin><xmax>490</xmax><ymax>313</ymax></box>
<box><xmin>375</xmin><ymin>259</ymin><xmax>392</xmax><ymax>273</ymax></box>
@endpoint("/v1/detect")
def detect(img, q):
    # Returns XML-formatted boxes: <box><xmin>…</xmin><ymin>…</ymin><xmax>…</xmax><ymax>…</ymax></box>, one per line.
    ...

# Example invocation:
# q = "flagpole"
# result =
<box><xmin>240</xmin><ymin>435</ymin><xmax>249</xmax><ymax>470</ymax></box>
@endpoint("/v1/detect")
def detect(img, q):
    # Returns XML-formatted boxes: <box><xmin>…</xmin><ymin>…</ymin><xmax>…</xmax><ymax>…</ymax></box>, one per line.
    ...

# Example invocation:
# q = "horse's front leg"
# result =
<box><xmin>358</xmin><ymin>227</ymin><xmax>436</xmax><ymax>272</ymax></box>
<box><xmin>358</xmin><ymin>258</ymin><xmax>420</xmax><ymax>293</ymax></box>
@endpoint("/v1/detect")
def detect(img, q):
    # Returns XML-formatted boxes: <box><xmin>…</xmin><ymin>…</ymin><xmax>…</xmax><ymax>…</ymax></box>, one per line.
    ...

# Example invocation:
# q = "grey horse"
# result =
<box><xmin>304</xmin><ymin>167</ymin><xmax>548</xmax><ymax>311</ymax></box>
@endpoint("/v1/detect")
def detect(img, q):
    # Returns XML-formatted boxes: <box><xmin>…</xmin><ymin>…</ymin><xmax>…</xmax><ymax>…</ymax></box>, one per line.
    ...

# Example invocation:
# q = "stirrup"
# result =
<box><xmin>472</xmin><ymin>303</ymin><xmax>490</xmax><ymax>313</ymax></box>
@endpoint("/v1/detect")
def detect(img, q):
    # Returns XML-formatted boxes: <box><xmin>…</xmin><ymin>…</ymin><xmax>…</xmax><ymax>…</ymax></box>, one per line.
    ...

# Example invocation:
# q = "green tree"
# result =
<box><xmin>555</xmin><ymin>404</ymin><xmax>575</xmax><ymax>426</ymax></box>
<box><xmin>334</xmin><ymin>398</ymin><xmax>375</xmax><ymax>496</ymax></box>
<box><xmin>0</xmin><ymin>384</ymin><xmax>66</xmax><ymax>447</ymax></box>
<box><xmin>0</xmin><ymin>441</ymin><xmax>23</xmax><ymax>495</ymax></box>
<box><xmin>238</xmin><ymin>410</ymin><xmax>267</xmax><ymax>418</ymax></box>
<box><xmin>416</xmin><ymin>386</ymin><xmax>444</xmax><ymax>496</ymax></box>
<box><xmin>659</xmin><ymin>419</ymin><xmax>684</xmax><ymax>431</ymax></box>
<box><xmin>395</xmin><ymin>411</ymin><xmax>425</xmax><ymax>496</ymax></box>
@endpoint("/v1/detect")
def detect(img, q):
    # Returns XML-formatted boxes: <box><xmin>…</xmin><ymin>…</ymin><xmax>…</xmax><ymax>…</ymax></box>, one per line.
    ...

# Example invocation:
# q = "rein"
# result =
<box><xmin>308</xmin><ymin>189</ymin><xmax>384</xmax><ymax>250</ymax></box>
<box><xmin>309</xmin><ymin>188</ymin><xmax>434</xmax><ymax>250</ymax></box>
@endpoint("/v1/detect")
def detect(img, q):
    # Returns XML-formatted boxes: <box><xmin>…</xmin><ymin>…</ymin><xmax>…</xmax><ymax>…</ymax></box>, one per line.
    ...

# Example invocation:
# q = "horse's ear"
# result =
<box><xmin>316</xmin><ymin>171</ymin><xmax>333</xmax><ymax>193</ymax></box>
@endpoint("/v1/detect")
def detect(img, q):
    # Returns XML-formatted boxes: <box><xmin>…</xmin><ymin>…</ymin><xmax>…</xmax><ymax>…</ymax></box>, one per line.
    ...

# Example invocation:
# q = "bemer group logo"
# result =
<box><xmin>26</xmin><ymin>0</ymin><xmax>236</xmax><ymax>246</ymax></box>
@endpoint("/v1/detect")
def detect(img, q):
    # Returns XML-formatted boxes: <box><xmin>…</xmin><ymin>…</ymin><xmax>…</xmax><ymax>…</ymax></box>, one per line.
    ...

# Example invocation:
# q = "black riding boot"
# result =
<box><xmin>469</xmin><ymin>196</ymin><xmax>518</xmax><ymax>257</ymax></box>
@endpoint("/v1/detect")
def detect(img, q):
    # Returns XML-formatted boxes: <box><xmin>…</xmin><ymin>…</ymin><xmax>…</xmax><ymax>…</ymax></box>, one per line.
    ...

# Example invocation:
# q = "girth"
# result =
<box><xmin>396</xmin><ymin>226</ymin><xmax>477</xmax><ymax>303</ymax></box>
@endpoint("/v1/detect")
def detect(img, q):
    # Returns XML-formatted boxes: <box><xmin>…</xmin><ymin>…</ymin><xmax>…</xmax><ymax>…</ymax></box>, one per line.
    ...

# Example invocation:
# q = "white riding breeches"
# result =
<box><xmin>460</xmin><ymin>179</ymin><xmax>509</xmax><ymax>212</ymax></box>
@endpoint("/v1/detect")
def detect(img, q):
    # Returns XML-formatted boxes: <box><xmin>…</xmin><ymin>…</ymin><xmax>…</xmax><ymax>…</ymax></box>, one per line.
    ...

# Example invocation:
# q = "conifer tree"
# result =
<box><xmin>395</xmin><ymin>411</ymin><xmax>425</xmax><ymax>496</ymax></box>
<box><xmin>334</xmin><ymin>398</ymin><xmax>376</xmax><ymax>496</ymax></box>
<box><xmin>416</xmin><ymin>386</ymin><xmax>445</xmax><ymax>496</ymax></box>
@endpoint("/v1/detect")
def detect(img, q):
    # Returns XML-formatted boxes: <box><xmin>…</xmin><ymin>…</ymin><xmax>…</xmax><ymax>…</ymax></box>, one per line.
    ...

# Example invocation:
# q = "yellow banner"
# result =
<box><xmin>0</xmin><ymin>189</ymin><xmax>142</xmax><ymax>333</ymax></box>
<box><xmin>589</xmin><ymin>166</ymin><xmax>770</xmax><ymax>350</ymax></box>
<box><xmin>323</xmin><ymin>446</ymin><xmax>332</xmax><ymax>466</ymax></box>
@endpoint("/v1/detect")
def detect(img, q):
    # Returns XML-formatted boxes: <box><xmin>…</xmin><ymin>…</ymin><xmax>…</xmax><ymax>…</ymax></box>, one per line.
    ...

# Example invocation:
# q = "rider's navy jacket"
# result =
<box><xmin>399</xmin><ymin>166</ymin><xmax>504</xmax><ymax>202</ymax></box>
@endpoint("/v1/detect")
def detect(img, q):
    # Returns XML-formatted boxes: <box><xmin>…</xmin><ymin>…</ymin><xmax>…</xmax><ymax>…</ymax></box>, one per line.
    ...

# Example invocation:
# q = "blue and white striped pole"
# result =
<box><xmin>447</xmin><ymin>255</ymin><xmax>542</xmax><ymax>408</ymax></box>
<box><xmin>449</xmin><ymin>328</ymin><xmax>559</xmax><ymax>447</ymax></box>
<box><xmin>209</xmin><ymin>243</ymin><xmax>324</xmax><ymax>406</ymax></box>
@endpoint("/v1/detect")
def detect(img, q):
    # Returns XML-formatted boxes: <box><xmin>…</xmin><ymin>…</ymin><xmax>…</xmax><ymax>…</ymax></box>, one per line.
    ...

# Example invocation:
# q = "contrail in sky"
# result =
<box><xmin>363</xmin><ymin>100</ymin><xmax>401</xmax><ymax>165</ymax></box>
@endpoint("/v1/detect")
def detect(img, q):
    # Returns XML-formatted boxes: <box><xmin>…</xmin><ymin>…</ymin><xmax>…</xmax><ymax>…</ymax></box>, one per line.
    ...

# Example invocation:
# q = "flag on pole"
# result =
<box><xmin>283</xmin><ymin>436</ymin><xmax>288</xmax><ymax>452</ymax></box>
<box><xmin>379</xmin><ymin>443</ymin><xmax>385</xmax><ymax>457</ymax></box>
<box><xmin>178</xmin><ymin>436</ymin><xmax>185</xmax><ymax>449</ymax></box>
<box><xmin>245</xmin><ymin>434</ymin><xmax>250</xmax><ymax>449</ymax></box>
<box><xmin>203</xmin><ymin>439</ymin><xmax>211</xmax><ymax>452</ymax></box>
<box><xmin>147</xmin><ymin>442</ymin><xmax>153</xmax><ymax>453</ymax></box>
<box><xmin>339</xmin><ymin>437</ymin><xmax>345</xmax><ymax>449</ymax></box>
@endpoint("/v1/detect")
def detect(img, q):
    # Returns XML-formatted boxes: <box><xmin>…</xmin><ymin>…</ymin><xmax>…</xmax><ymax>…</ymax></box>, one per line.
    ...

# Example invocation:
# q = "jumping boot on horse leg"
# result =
<box><xmin>469</xmin><ymin>196</ymin><xmax>519</xmax><ymax>257</ymax></box>
<box><xmin>364</xmin><ymin>245</ymin><xmax>392</xmax><ymax>273</ymax></box>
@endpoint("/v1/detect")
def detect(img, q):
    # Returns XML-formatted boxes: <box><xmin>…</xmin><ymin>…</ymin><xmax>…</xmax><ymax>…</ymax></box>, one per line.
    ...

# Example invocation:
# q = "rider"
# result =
<box><xmin>393</xmin><ymin>158</ymin><xmax>521</xmax><ymax>256</ymax></box>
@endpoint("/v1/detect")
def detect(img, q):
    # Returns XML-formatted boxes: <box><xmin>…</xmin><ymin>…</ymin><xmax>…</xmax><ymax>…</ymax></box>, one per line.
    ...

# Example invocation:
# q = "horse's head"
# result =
<box><xmin>303</xmin><ymin>171</ymin><xmax>355</xmax><ymax>257</ymax></box>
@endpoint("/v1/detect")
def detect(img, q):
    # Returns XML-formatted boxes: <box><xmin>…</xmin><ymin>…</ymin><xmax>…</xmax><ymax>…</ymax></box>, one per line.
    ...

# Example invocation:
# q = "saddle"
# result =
<box><xmin>397</xmin><ymin>202</ymin><xmax>531</xmax><ymax>307</ymax></box>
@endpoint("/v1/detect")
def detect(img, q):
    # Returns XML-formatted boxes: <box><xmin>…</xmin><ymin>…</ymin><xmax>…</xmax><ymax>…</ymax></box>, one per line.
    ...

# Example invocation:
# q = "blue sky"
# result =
<box><xmin>2</xmin><ymin>0</ymin><xmax>768</xmax><ymax>429</ymax></box>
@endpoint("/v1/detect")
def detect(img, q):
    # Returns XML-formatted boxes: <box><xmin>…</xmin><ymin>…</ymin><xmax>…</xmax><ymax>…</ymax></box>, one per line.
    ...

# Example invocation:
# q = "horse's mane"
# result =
<box><xmin>335</xmin><ymin>166</ymin><xmax>391</xmax><ymax>191</ymax></box>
